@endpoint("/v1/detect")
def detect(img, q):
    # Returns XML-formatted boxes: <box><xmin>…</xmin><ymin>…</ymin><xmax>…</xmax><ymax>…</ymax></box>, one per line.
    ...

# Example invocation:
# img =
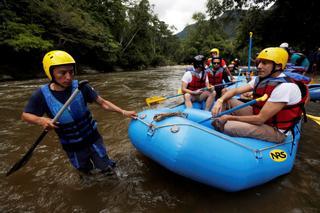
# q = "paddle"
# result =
<box><xmin>306</xmin><ymin>114</ymin><xmax>320</xmax><ymax>125</ymax></box>
<box><xmin>198</xmin><ymin>94</ymin><xmax>268</xmax><ymax>124</ymax></box>
<box><xmin>145</xmin><ymin>81</ymin><xmax>242</xmax><ymax>106</ymax></box>
<box><xmin>146</xmin><ymin>93</ymin><xmax>183</xmax><ymax>107</ymax></box>
<box><xmin>246</xmin><ymin>32</ymin><xmax>253</xmax><ymax>81</ymax></box>
<box><xmin>210</xmin><ymin>80</ymin><xmax>242</xmax><ymax>88</ymax></box>
<box><xmin>6</xmin><ymin>80</ymin><xmax>89</xmax><ymax>177</ymax></box>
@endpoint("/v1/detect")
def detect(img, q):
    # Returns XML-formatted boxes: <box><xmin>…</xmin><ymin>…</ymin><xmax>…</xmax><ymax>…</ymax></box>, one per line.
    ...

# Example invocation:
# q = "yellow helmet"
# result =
<box><xmin>42</xmin><ymin>50</ymin><xmax>75</xmax><ymax>80</ymax></box>
<box><xmin>256</xmin><ymin>47</ymin><xmax>288</xmax><ymax>70</ymax></box>
<box><xmin>210</xmin><ymin>48</ymin><xmax>219</xmax><ymax>56</ymax></box>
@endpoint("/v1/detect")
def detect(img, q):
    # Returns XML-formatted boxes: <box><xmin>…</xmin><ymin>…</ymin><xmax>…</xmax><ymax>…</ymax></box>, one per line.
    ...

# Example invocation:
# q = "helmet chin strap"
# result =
<box><xmin>51</xmin><ymin>78</ymin><xmax>68</xmax><ymax>89</ymax></box>
<box><xmin>259</xmin><ymin>62</ymin><xmax>280</xmax><ymax>81</ymax></box>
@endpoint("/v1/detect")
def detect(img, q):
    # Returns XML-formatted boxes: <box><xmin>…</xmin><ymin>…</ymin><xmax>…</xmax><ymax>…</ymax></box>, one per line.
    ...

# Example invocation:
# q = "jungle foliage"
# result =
<box><xmin>183</xmin><ymin>0</ymin><xmax>320</xmax><ymax>65</ymax></box>
<box><xmin>0</xmin><ymin>0</ymin><xmax>181</xmax><ymax>78</ymax></box>
<box><xmin>0</xmin><ymin>0</ymin><xmax>319</xmax><ymax>79</ymax></box>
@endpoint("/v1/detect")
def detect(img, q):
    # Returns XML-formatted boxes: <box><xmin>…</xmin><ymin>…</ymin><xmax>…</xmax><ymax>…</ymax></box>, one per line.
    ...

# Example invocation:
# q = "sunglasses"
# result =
<box><xmin>212</xmin><ymin>62</ymin><xmax>220</xmax><ymax>65</ymax></box>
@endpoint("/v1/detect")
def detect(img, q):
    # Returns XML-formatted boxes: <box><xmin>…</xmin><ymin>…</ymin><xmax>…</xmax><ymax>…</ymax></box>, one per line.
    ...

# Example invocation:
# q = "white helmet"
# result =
<box><xmin>280</xmin><ymin>42</ymin><xmax>289</xmax><ymax>48</ymax></box>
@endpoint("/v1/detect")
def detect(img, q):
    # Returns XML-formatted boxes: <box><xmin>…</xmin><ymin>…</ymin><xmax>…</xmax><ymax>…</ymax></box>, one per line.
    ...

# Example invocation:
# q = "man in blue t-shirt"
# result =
<box><xmin>290</xmin><ymin>52</ymin><xmax>310</xmax><ymax>73</ymax></box>
<box><xmin>22</xmin><ymin>50</ymin><xmax>137</xmax><ymax>175</ymax></box>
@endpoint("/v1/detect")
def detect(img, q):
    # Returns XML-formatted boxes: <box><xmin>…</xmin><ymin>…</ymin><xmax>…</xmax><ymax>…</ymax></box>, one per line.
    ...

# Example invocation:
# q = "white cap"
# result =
<box><xmin>280</xmin><ymin>42</ymin><xmax>289</xmax><ymax>48</ymax></box>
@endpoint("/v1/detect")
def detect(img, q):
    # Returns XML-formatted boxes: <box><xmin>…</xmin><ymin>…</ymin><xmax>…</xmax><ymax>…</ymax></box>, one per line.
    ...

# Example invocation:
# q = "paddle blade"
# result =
<box><xmin>310</xmin><ymin>79</ymin><xmax>316</xmax><ymax>84</ymax></box>
<box><xmin>306</xmin><ymin>114</ymin><xmax>320</xmax><ymax>125</ymax></box>
<box><xmin>6</xmin><ymin>130</ymin><xmax>48</xmax><ymax>177</ymax></box>
<box><xmin>256</xmin><ymin>94</ymin><xmax>268</xmax><ymax>102</ymax></box>
<box><xmin>6</xmin><ymin>151</ymin><xmax>34</xmax><ymax>176</ymax></box>
<box><xmin>145</xmin><ymin>96</ymin><xmax>166</xmax><ymax>106</ymax></box>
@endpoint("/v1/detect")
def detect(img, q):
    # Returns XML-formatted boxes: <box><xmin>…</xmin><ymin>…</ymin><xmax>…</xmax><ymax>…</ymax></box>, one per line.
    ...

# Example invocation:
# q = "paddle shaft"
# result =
<box><xmin>194</xmin><ymin>81</ymin><xmax>241</xmax><ymax>92</ymax></box>
<box><xmin>215</xmin><ymin>98</ymin><xmax>258</xmax><ymax>118</ymax></box>
<box><xmin>247</xmin><ymin>32</ymin><xmax>253</xmax><ymax>81</ymax></box>
<box><xmin>165</xmin><ymin>93</ymin><xmax>183</xmax><ymax>99</ymax></box>
<box><xmin>213</xmin><ymin>80</ymin><xmax>241</xmax><ymax>88</ymax></box>
<box><xmin>6</xmin><ymin>80</ymin><xmax>89</xmax><ymax>176</ymax></box>
<box><xmin>147</xmin><ymin>81</ymin><xmax>239</xmax><ymax>106</ymax></box>
<box><xmin>162</xmin><ymin>82</ymin><xmax>236</xmax><ymax>99</ymax></box>
<box><xmin>198</xmin><ymin>94</ymin><xmax>268</xmax><ymax>124</ymax></box>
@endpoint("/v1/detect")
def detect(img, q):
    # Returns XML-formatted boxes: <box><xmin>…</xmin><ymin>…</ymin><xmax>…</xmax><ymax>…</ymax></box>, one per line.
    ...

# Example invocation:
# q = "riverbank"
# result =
<box><xmin>0</xmin><ymin>63</ymin><xmax>183</xmax><ymax>82</ymax></box>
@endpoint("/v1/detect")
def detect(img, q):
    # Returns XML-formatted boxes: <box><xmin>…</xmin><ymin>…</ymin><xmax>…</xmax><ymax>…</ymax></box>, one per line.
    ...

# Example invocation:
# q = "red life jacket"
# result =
<box><xmin>206</xmin><ymin>58</ymin><xmax>212</xmax><ymax>67</ymax></box>
<box><xmin>207</xmin><ymin>67</ymin><xmax>224</xmax><ymax>85</ymax></box>
<box><xmin>252</xmin><ymin>76</ymin><xmax>308</xmax><ymax>130</ymax></box>
<box><xmin>187</xmin><ymin>71</ymin><xmax>207</xmax><ymax>91</ymax></box>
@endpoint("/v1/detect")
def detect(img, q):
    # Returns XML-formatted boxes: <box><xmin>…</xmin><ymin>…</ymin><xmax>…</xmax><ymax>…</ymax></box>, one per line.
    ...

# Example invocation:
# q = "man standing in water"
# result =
<box><xmin>22</xmin><ymin>50</ymin><xmax>137</xmax><ymax>175</ymax></box>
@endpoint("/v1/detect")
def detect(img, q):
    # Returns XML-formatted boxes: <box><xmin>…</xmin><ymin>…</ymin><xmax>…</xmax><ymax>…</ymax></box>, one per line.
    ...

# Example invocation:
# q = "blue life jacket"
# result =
<box><xmin>283</xmin><ymin>71</ymin><xmax>311</xmax><ymax>84</ymax></box>
<box><xmin>41</xmin><ymin>80</ymin><xmax>100</xmax><ymax>150</ymax></box>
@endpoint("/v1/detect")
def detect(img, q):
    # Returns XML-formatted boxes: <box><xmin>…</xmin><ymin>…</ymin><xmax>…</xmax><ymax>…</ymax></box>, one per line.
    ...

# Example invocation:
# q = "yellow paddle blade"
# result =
<box><xmin>310</xmin><ymin>79</ymin><xmax>316</xmax><ymax>84</ymax></box>
<box><xmin>145</xmin><ymin>96</ymin><xmax>166</xmax><ymax>106</ymax></box>
<box><xmin>256</xmin><ymin>94</ymin><xmax>268</xmax><ymax>102</ymax></box>
<box><xmin>306</xmin><ymin>114</ymin><xmax>320</xmax><ymax>125</ymax></box>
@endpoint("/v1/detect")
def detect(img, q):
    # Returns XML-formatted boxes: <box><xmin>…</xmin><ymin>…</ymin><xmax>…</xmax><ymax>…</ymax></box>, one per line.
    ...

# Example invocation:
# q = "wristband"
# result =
<box><xmin>217</xmin><ymin>98</ymin><xmax>223</xmax><ymax>103</ymax></box>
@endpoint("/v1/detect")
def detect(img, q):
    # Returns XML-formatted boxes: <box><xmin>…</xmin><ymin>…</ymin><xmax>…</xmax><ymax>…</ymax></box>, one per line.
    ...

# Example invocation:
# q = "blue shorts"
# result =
<box><xmin>64</xmin><ymin>138</ymin><xmax>116</xmax><ymax>173</ymax></box>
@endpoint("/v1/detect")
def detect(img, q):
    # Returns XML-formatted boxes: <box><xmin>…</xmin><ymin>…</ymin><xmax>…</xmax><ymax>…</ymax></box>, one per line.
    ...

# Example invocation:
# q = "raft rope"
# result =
<box><xmin>136</xmin><ymin>117</ymin><xmax>295</xmax><ymax>159</ymax></box>
<box><xmin>153</xmin><ymin>112</ymin><xmax>187</xmax><ymax>122</ymax></box>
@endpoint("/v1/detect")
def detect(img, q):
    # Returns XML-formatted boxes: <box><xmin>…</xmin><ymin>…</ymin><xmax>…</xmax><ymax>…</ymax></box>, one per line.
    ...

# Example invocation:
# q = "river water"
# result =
<box><xmin>1</xmin><ymin>66</ymin><xmax>319</xmax><ymax>212</ymax></box>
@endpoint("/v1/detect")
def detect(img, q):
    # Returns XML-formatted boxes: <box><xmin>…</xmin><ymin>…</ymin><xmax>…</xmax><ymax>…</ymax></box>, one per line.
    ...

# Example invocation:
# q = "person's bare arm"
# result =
<box><xmin>219</xmin><ymin>101</ymin><xmax>286</xmax><ymax>125</ymax></box>
<box><xmin>212</xmin><ymin>84</ymin><xmax>253</xmax><ymax>115</ymax></box>
<box><xmin>224</xmin><ymin>66</ymin><xmax>235</xmax><ymax>80</ymax></box>
<box><xmin>95</xmin><ymin>96</ymin><xmax>137</xmax><ymax>118</ymax></box>
<box><xmin>181</xmin><ymin>81</ymin><xmax>202</xmax><ymax>95</ymax></box>
<box><xmin>21</xmin><ymin>112</ymin><xmax>57</xmax><ymax>130</ymax></box>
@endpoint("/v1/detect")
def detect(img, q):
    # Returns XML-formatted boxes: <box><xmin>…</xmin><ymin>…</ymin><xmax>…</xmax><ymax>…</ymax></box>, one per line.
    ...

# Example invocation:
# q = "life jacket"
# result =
<box><xmin>252</xmin><ymin>76</ymin><xmax>308</xmax><ymax>130</ymax></box>
<box><xmin>41</xmin><ymin>80</ymin><xmax>100</xmax><ymax>151</ymax></box>
<box><xmin>206</xmin><ymin>67</ymin><xmax>224</xmax><ymax>85</ymax></box>
<box><xmin>285</xmin><ymin>63</ymin><xmax>306</xmax><ymax>73</ymax></box>
<box><xmin>283</xmin><ymin>71</ymin><xmax>311</xmax><ymax>84</ymax></box>
<box><xmin>206</xmin><ymin>58</ymin><xmax>212</xmax><ymax>68</ymax></box>
<box><xmin>187</xmin><ymin>71</ymin><xmax>207</xmax><ymax>91</ymax></box>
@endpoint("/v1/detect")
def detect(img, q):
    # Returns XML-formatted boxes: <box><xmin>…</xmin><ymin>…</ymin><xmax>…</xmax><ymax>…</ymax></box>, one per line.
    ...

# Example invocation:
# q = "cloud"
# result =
<box><xmin>149</xmin><ymin>0</ymin><xmax>207</xmax><ymax>33</ymax></box>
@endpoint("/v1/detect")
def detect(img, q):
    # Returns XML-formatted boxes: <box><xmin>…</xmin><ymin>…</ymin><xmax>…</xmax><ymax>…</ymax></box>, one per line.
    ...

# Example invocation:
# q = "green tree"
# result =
<box><xmin>0</xmin><ymin>0</ymin><xmax>183</xmax><ymax>79</ymax></box>
<box><xmin>207</xmin><ymin>0</ymin><xmax>320</xmax><ymax>52</ymax></box>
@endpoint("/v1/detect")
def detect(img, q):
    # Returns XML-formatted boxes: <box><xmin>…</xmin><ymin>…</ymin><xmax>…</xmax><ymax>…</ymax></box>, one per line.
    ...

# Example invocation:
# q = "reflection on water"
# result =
<box><xmin>0</xmin><ymin>66</ymin><xmax>319</xmax><ymax>212</ymax></box>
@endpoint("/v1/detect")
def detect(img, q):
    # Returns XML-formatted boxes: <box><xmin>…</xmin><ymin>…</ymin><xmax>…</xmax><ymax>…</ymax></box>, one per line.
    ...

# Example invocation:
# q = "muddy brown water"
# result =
<box><xmin>1</xmin><ymin>66</ymin><xmax>319</xmax><ymax>212</ymax></box>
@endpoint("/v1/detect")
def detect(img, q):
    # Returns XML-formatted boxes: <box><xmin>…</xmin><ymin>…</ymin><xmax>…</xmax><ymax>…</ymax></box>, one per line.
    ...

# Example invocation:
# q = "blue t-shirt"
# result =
<box><xmin>290</xmin><ymin>53</ymin><xmax>310</xmax><ymax>71</ymax></box>
<box><xmin>24</xmin><ymin>83</ymin><xmax>98</xmax><ymax>118</ymax></box>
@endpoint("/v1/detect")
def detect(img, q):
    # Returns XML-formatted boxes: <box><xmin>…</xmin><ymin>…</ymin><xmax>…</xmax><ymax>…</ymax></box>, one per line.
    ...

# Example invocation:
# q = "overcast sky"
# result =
<box><xmin>149</xmin><ymin>0</ymin><xmax>207</xmax><ymax>34</ymax></box>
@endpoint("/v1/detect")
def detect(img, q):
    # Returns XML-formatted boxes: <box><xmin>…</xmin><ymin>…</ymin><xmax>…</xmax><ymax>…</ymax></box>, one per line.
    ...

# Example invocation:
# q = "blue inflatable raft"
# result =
<box><xmin>308</xmin><ymin>84</ymin><xmax>320</xmax><ymax>101</ymax></box>
<box><xmin>128</xmin><ymin>103</ymin><xmax>301</xmax><ymax>192</ymax></box>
